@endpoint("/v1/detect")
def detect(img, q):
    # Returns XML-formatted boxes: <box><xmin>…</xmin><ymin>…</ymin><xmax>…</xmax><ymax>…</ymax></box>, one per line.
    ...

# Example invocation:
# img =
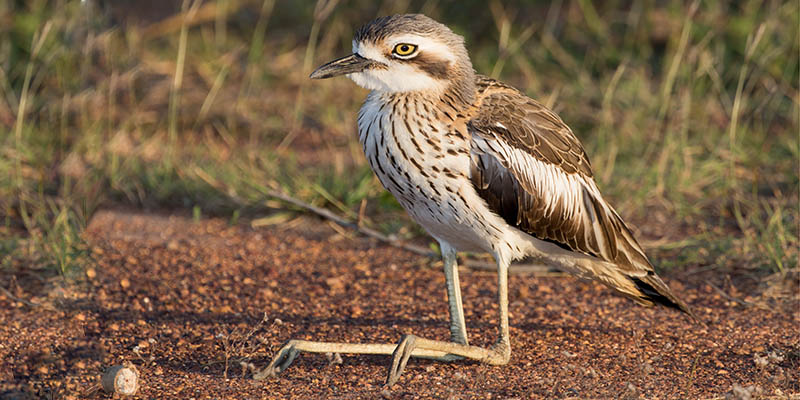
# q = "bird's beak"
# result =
<box><xmin>310</xmin><ymin>53</ymin><xmax>374</xmax><ymax>79</ymax></box>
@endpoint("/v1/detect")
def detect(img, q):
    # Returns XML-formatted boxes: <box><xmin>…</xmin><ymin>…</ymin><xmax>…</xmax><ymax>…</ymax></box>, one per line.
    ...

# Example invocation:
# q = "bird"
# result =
<box><xmin>259</xmin><ymin>13</ymin><xmax>695</xmax><ymax>387</ymax></box>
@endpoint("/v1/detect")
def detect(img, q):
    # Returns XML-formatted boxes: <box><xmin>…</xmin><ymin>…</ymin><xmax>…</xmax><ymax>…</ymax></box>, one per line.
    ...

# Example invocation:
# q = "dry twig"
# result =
<box><xmin>0</xmin><ymin>284</ymin><xmax>55</xmax><ymax>310</ymax></box>
<box><xmin>706</xmin><ymin>281</ymin><xmax>757</xmax><ymax>308</ymax></box>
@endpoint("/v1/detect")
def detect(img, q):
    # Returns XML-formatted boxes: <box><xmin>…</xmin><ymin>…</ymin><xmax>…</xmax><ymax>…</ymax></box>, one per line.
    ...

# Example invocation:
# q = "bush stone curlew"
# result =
<box><xmin>259</xmin><ymin>13</ymin><xmax>694</xmax><ymax>387</ymax></box>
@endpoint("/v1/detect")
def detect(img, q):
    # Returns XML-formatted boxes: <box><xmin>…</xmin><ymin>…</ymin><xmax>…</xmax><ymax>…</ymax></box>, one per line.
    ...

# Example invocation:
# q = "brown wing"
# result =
<box><xmin>468</xmin><ymin>77</ymin><xmax>694</xmax><ymax>316</ymax></box>
<box><xmin>471</xmin><ymin>77</ymin><xmax>594</xmax><ymax>177</ymax></box>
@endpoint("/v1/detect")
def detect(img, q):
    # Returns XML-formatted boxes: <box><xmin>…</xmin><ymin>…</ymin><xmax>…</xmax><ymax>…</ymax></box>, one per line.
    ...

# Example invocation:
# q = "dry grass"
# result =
<box><xmin>0</xmin><ymin>0</ymin><xmax>797</xmax><ymax>276</ymax></box>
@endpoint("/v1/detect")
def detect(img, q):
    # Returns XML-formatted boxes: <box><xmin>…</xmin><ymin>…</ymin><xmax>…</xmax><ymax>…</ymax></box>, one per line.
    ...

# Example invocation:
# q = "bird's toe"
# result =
<box><xmin>386</xmin><ymin>334</ymin><xmax>418</xmax><ymax>387</ymax></box>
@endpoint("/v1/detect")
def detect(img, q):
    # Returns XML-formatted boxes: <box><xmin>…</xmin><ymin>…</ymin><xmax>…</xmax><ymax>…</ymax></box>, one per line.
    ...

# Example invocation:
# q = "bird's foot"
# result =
<box><xmin>488</xmin><ymin>339</ymin><xmax>511</xmax><ymax>365</ymax></box>
<box><xmin>385</xmin><ymin>334</ymin><xmax>510</xmax><ymax>387</ymax></box>
<box><xmin>253</xmin><ymin>339</ymin><xmax>302</xmax><ymax>380</ymax></box>
<box><xmin>254</xmin><ymin>339</ymin><xmax>450</xmax><ymax>381</ymax></box>
<box><xmin>255</xmin><ymin>336</ymin><xmax>507</xmax><ymax>386</ymax></box>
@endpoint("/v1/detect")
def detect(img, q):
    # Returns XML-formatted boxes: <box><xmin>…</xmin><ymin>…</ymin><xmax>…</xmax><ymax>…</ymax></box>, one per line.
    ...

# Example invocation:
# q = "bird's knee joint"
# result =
<box><xmin>398</xmin><ymin>334</ymin><xmax>417</xmax><ymax>344</ymax></box>
<box><xmin>485</xmin><ymin>342</ymin><xmax>511</xmax><ymax>365</ymax></box>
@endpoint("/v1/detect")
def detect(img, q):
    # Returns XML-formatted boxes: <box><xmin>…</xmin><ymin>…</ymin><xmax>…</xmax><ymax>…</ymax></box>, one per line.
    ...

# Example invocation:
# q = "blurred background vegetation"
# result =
<box><xmin>0</xmin><ymin>0</ymin><xmax>797</xmax><ymax>277</ymax></box>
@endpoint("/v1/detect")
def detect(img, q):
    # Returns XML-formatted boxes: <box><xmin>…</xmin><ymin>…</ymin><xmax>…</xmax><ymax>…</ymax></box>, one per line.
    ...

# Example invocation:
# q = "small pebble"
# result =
<box><xmin>102</xmin><ymin>365</ymin><xmax>139</xmax><ymax>395</ymax></box>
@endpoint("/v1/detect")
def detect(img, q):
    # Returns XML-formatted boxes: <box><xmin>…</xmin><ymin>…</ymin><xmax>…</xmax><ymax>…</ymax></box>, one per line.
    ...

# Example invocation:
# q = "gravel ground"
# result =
<box><xmin>1</xmin><ymin>209</ymin><xmax>797</xmax><ymax>399</ymax></box>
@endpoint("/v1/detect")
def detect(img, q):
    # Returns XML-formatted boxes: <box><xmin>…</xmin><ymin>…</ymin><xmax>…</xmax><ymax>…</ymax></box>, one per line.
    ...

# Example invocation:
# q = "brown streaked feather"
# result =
<box><xmin>470</xmin><ymin>76</ymin><xmax>593</xmax><ymax>178</ymax></box>
<box><xmin>467</xmin><ymin>76</ymin><xmax>694</xmax><ymax>317</ymax></box>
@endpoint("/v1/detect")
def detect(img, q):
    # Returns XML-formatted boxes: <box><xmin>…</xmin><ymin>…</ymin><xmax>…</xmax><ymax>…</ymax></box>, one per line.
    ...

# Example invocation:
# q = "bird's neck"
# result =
<box><xmin>443</xmin><ymin>73</ymin><xmax>477</xmax><ymax>112</ymax></box>
<box><xmin>379</xmin><ymin>74</ymin><xmax>477</xmax><ymax>117</ymax></box>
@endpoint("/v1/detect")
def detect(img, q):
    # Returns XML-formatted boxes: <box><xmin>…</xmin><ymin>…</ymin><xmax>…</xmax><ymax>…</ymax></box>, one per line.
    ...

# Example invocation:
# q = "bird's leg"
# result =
<box><xmin>257</xmin><ymin>254</ymin><xmax>511</xmax><ymax>386</ymax></box>
<box><xmin>493</xmin><ymin>254</ymin><xmax>511</xmax><ymax>357</ymax></box>
<box><xmin>386</xmin><ymin>255</ymin><xmax>512</xmax><ymax>386</ymax></box>
<box><xmin>442</xmin><ymin>242</ymin><xmax>468</xmax><ymax>346</ymax></box>
<box><xmin>255</xmin><ymin>246</ymin><xmax>472</xmax><ymax>381</ymax></box>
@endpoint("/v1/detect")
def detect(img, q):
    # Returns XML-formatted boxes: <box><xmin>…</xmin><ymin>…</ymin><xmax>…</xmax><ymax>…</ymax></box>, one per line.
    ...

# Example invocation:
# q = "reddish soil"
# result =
<box><xmin>1</xmin><ymin>209</ymin><xmax>798</xmax><ymax>399</ymax></box>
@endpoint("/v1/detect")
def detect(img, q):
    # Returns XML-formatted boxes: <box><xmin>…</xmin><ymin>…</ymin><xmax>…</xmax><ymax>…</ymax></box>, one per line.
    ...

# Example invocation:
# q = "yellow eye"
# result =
<box><xmin>393</xmin><ymin>43</ymin><xmax>417</xmax><ymax>57</ymax></box>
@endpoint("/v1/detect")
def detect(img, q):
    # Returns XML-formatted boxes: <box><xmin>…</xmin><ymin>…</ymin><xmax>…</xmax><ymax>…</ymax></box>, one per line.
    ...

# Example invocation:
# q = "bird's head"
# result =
<box><xmin>310</xmin><ymin>14</ymin><xmax>475</xmax><ymax>97</ymax></box>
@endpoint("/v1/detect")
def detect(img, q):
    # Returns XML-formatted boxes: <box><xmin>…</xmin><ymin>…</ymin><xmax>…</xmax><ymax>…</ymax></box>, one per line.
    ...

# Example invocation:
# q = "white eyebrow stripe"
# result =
<box><xmin>353</xmin><ymin>35</ymin><xmax>456</xmax><ymax>64</ymax></box>
<box><xmin>387</xmin><ymin>34</ymin><xmax>456</xmax><ymax>62</ymax></box>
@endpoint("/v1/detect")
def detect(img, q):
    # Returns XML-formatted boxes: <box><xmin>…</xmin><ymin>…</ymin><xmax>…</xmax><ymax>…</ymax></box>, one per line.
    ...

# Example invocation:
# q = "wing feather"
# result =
<box><xmin>468</xmin><ymin>76</ymin><xmax>694</xmax><ymax>317</ymax></box>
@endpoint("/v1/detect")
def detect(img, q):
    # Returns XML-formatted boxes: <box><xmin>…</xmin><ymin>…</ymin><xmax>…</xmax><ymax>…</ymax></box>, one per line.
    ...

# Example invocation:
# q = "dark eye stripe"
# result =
<box><xmin>409</xmin><ymin>53</ymin><xmax>449</xmax><ymax>79</ymax></box>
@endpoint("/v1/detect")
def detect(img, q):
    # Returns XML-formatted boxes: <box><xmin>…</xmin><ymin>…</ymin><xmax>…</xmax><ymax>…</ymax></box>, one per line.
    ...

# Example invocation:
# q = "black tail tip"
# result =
<box><xmin>631</xmin><ymin>277</ymin><xmax>700</xmax><ymax>323</ymax></box>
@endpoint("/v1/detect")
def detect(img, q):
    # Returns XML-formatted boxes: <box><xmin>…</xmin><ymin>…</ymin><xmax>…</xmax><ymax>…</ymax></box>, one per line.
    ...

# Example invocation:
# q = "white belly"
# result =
<box><xmin>357</xmin><ymin>93</ymin><xmax>507</xmax><ymax>253</ymax></box>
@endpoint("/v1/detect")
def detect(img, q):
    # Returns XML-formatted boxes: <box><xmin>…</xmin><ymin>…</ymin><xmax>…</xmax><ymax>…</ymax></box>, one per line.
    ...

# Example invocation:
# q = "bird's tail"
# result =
<box><xmin>586</xmin><ymin>189</ymin><xmax>699</xmax><ymax>321</ymax></box>
<box><xmin>627</xmin><ymin>272</ymin><xmax>698</xmax><ymax>320</ymax></box>
<box><xmin>568</xmin><ymin>182</ymin><xmax>698</xmax><ymax>320</ymax></box>
<box><xmin>570</xmin><ymin>256</ymin><xmax>698</xmax><ymax>321</ymax></box>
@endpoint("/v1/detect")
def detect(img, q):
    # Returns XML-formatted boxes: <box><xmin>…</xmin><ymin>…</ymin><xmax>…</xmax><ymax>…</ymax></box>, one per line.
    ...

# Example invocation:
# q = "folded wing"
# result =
<box><xmin>468</xmin><ymin>77</ymin><xmax>693</xmax><ymax>316</ymax></box>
